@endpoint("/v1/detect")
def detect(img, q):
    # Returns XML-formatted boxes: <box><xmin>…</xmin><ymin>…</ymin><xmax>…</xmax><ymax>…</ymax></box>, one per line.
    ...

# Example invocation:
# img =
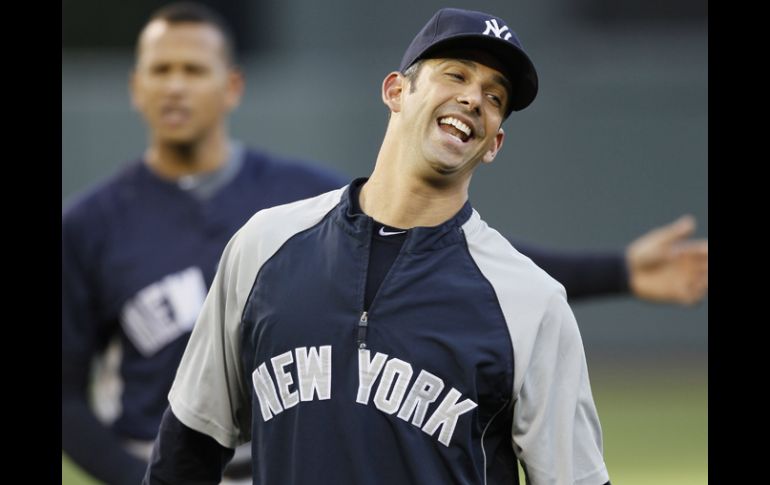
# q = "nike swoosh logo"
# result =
<box><xmin>379</xmin><ymin>227</ymin><xmax>407</xmax><ymax>236</ymax></box>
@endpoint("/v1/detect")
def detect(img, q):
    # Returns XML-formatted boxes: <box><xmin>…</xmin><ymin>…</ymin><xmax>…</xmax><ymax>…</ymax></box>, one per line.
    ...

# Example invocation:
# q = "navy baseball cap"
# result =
<box><xmin>399</xmin><ymin>8</ymin><xmax>538</xmax><ymax>115</ymax></box>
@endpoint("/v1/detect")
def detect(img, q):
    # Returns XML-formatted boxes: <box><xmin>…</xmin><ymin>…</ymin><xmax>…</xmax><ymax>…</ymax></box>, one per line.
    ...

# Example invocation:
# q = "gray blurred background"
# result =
<box><xmin>62</xmin><ymin>0</ymin><xmax>707</xmax><ymax>365</ymax></box>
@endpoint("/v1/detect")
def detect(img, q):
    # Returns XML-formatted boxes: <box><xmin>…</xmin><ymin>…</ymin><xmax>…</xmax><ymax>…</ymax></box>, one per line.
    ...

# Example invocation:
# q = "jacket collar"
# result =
<box><xmin>333</xmin><ymin>177</ymin><xmax>473</xmax><ymax>252</ymax></box>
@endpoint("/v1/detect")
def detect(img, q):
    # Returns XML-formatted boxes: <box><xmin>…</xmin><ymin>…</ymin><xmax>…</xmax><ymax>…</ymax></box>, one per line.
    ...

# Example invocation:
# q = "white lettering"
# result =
<box><xmin>482</xmin><ymin>19</ymin><xmax>512</xmax><ymax>40</ymax></box>
<box><xmin>295</xmin><ymin>345</ymin><xmax>332</xmax><ymax>401</ymax></box>
<box><xmin>271</xmin><ymin>351</ymin><xmax>298</xmax><ymax>409</ymax></box>
<box><xmin>356</xmin><ymin>350</ymin><xmax>388</xmax><ymax>404</ymax></box>
<box><xmin>251</xmin><ymin>363</ymin><xmax>283</xmax><ymax>421</ymax></box>
<box><xmin>397</xmin><ymin>370</ymin><xmax>445</xmax><ymax>427</ymax></box>
<box><xmin>121</xmin><ymin>267</ymin><xmax>207</xmax><ymax>356</ymax></box>
<box><xmin>252</xmin><ymin>345</ymin><xmax>479</xmax><ymax>449</ymax></box>
<box><xmin>373</xmin><ymin>358</ymin><xmax>413</xmax><ymax>414</ymax></box>
<box><xmin>422</xmin><ymin>388</ymin><xmax>478</xmax><ymax>447</ymax></box>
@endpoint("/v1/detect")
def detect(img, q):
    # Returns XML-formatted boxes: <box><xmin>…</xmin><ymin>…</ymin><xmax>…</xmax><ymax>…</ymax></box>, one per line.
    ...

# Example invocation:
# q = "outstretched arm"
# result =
<box><xmin>514</xmin><ymin>215</ymin><xmax>708</xmax><ymax>305</ymax></box>
<box><xmin>514</xmin><ymin>242</ymin><xmax>629</xmax><ymax>300</ymax></box>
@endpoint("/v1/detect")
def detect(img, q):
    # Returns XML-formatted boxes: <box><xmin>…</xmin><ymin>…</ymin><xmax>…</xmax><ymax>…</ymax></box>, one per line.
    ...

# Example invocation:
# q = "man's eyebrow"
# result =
<box><xmin>455</xmin><ymin>59</ymin><xmax>477</xmax><ymax>70</ymax></box>
<box><xmin>436</xmin><ymin>58</ymin><xmax>477</xmax><ymax>70</ymax></box>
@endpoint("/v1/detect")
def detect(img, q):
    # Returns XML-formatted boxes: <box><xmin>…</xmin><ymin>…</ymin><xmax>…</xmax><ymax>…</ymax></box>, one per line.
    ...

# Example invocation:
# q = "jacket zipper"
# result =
<box><xmin>356</xmin><ymin>311</ymin><xmax>369</xmax><ymax>349</ymax></box>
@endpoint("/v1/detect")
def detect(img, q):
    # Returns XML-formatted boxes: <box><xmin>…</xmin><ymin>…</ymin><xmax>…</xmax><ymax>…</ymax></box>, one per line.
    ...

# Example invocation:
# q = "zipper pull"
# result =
<box><xmin>356</xmin><ymin>311</ymin><xmax>369</xmax><ymax>349</ymax></box>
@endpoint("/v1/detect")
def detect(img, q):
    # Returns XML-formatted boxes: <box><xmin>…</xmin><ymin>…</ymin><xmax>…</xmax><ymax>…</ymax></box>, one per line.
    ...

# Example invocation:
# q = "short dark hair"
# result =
<box><xmin>138</xmin><ymin>2</ymin><xmax>237</xmax><ymax>65</ymax></box>
<box><xmin>402</xmin><ymin>60</ymin><xmax>425</xmax><ymax>94</ymax></box>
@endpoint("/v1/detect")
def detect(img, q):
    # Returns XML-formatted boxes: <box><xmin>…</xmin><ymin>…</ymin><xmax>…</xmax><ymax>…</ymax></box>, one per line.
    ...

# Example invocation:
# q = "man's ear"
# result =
<box><xmin>128</xmin><ymin>69</ymin><xmax>144</xmax><ymax>113</ymax></box>
<box><xmin>482</xmin><ymin>128</ymin><xmax>505</xmax><ymax>164</ymax></box>
<box><xmin>224</xmin><ymin>68</ymin><xmax>245</xmax><ymax>112</ymax></box>
<box><xmin>382</xmin><ymin>72</ymin><xmax>405</xmax><ymax>113</ymax></box>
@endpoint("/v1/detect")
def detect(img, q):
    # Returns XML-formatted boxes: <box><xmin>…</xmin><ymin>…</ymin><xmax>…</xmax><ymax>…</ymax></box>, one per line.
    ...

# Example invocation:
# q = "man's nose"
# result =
<box><xmin>456</xmin><ymin>87</ymin><xmax>482</xmax><ymax>116</ymax></box>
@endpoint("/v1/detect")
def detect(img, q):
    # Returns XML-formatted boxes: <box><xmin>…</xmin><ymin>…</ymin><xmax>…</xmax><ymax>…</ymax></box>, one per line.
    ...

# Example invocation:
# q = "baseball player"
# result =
<box><xmin>60</xmin><ymin>4</ymin><xmax>345</xmax><ymax>484</ymax></box>
<box><xmin>143</xmin><ymin>8</ymin><xmax>611</xmax><ymax>484</ymax></box>
<box><xmin>63</xmin><ymin>3</ymin><xmax>705</xmax><ymax>484</ymax></box>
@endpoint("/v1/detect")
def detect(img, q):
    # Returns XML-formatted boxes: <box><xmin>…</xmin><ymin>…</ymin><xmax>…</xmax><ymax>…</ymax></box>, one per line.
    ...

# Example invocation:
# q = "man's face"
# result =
<box><xmin>399</xmin><ymin>57</ymin><xmax>508</xmax><ymax>180</ymax></box>
<box><xmin>131</xmin><ymin>21</ymin><xmax>241</xmax><ymax>145</ymax></box>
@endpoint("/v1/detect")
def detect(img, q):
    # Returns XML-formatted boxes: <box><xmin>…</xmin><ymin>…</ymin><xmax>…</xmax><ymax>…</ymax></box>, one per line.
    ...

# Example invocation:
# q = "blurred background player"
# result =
<box><xmin>62</xmin><ymin>4</ymin><xmax>343</xmax><ymax>483</ymax></box>
<box><xmin>62</xmin><ymin>2</ymin><xmax>707</xmax><ymax>484</ymax></box>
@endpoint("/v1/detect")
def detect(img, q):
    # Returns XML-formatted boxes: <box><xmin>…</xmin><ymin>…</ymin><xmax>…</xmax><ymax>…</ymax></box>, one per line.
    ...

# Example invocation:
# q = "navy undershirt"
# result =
<box><xmin>349</xmin><ymin>182</ymin><xmax>408</xmax><ymax>311</ymax></box>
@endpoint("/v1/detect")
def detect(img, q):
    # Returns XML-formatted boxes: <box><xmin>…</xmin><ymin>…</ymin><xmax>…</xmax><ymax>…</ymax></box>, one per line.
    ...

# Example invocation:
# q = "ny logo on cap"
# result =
<box><xmin>482</xmin><ymin>19</ymin><xmax>512</xmax><ymax>40</ymax></box>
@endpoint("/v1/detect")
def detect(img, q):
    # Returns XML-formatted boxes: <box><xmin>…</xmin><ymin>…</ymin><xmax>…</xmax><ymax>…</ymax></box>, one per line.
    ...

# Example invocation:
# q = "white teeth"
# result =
<box><xmin>439</xmin><ymin>117</ymin><xmax>471</xmax><ymax>137</ymax></box>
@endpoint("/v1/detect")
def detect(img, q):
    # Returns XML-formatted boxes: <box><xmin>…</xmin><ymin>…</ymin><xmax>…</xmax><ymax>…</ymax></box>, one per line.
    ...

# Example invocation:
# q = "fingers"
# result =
<box><xmin>627</xmin><ymin>215</ymin><xmax>701</xmax><ymax>269</ymax></box>
<box><xmin>682</xmin><ymin>276</ymin><xmax>708</xmax><ymax>306</ymax></box>
<box><xmin>671</xmin><ymin>239</ymin><xmax>708</xmax><ymax>259</ymax></box>
<box><xmin>654</xmin><ymin>214</ymin><xmax>696</xmax><ymax>246</ymax></box>
<box><xmin>683</xmin><ymin>266</ymin><xmax>708</xmax><ymax>305</ymax></box>
<box><xmin>628</xmin><ymin>231</ymin><xmax>708</xmax><ymax>305</ymax></box>
<box><xmin>677</xmin><ymin>240</ymin><xmax>709</xmax><ymax>305</ymax></box>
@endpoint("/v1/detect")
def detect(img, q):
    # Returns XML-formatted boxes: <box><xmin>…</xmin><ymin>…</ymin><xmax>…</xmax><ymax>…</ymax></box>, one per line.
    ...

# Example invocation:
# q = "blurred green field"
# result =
<box><xmin>62</xmin><ymin>362</ymin><xmax>706</xmax><ymax>485</ymax></box>
<box><xmin>581</xmin><ymin>361</ymin><xmax>707</xmax><ymax>485</ymax></box>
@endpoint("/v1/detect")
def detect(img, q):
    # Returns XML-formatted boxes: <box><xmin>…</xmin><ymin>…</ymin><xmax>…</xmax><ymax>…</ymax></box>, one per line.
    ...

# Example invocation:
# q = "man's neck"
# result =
<box><xmin>360</xmin><ymin>155</ymin><xmax>470</xmax><ymax>229</ymax></box>
<box><xmin>145</xmin><ymin>131</ymin><xmax>231</xmax><ymax>180</ymax></box>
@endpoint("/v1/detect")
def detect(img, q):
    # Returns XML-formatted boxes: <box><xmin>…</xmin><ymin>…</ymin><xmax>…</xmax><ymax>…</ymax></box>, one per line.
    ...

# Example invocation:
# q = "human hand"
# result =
<box><xmin>626</xmin><ymin>215</ymin><xmax>708</xmax><ymax>305</ymax></box>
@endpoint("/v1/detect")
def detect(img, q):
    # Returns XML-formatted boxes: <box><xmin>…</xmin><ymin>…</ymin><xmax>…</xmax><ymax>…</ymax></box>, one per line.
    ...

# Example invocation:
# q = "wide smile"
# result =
<box><xmin>437</xmin><ymin>115</ymin><xmax>474</xmax><ymax>143</ymax></box>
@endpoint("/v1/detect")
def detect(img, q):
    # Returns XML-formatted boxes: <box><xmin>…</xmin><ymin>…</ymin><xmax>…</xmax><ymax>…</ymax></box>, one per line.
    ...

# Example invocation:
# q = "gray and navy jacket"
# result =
<box><xmin>168</xmin><ymin>180</ymin><xmax>610</xmax><ymax>485</ymax></box>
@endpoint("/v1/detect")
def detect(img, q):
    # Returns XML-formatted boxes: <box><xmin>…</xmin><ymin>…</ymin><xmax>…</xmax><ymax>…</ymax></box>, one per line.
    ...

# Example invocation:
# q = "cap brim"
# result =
<box><xmin>406</xmin><ymin>35</ymin><xmax>538</xmax><ymax>114</ymax></box>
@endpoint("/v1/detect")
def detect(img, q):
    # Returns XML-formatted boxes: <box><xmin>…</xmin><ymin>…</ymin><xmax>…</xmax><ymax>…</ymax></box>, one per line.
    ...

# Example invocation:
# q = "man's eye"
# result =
<box><xmin>446</xmin><ymin>72</ymin><xmax>464</xmax><ymax>81</ymax></box>
<box><xmin>487</xmin><ymin>94</ymin><xmax>502</xmax><ymax>106</ymax></box>
<box><xmin>150</xmin><ymin>65</ymin><xmax>170</xmax><ymax>75</ymax></box>
<box><xmin>185</xmin><ymin>65</ymin><xmax>207</xmax><ymax>75</ymax></box>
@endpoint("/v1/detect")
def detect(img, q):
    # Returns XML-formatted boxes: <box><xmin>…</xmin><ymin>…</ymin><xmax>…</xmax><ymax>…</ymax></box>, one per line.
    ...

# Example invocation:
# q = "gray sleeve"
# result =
<box><xmin>168</xmin><ymin>227</ymin><xmax>254</xmax><ymax>449</ymax></box>
<box><xmin>512</xmin><ymin>293</ymin><xmax>609</xmax><ymax>485</ymax></box>
<box><xmin>462</xmin><ymin>210</ymin><xmax>609</xmax><ymax>485</ymax></box>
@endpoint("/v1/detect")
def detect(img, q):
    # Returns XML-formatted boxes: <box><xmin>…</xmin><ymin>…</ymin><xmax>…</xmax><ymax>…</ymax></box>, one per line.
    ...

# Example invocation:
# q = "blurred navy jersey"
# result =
<box><xmin>62</xmin><ymin>144</ymin><xmax>347</xmax><ymax>441</ymax></box>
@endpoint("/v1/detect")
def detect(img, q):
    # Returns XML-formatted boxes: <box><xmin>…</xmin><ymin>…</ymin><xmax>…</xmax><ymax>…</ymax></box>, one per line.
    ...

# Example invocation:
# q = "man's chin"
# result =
<box><xmin>156</xmin><ymin>131</ymin><xmax>198</xmax><ymax>146</ymax></box>
<box><xmin>421</xmin><ymin>160</ymin><xmax>471</xmax><ymax>187</ymax></box>
<box><xmin>426</xmin><ymin>154</ymin><xmax>472</xmax><ymax>175</ymax></box>
<box><xmin>430</xmin><ymin>163</ymin><xmax>460</xmax><ymax>175</ymax></box>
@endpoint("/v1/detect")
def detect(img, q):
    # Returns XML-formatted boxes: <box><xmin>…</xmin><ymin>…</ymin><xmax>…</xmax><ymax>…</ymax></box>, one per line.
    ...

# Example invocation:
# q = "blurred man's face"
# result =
<box><xmin>131</xmin><ymin>20</ymin><xmax>241</xmax><ymax>146</ymax></box>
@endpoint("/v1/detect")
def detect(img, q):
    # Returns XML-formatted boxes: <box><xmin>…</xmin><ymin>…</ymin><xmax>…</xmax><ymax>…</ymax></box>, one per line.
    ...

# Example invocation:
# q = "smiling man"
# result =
<box><xmin>144</xmin><ymin>8</ymin><xmax>611</xmax><ymax>485</ymax></box>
